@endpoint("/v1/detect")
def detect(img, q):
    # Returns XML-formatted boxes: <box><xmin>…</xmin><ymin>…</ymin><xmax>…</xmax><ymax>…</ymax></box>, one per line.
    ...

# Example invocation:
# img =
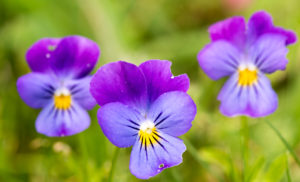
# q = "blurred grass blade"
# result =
<box><xmin>263</xmin><ymin>153</ymin><xmax>287</xmax><ymax>182</ymax></box>
<box><xmin>246</xmin><ymin>156</ymin><xmax>264</xmax><ymax>182</ymax></box>
<box><xmin>170</xmin><ymin>168</ymin><xmax>182</xmax><ymax>182</ymax></box>
<box><xmin>108</xmin><ymin>147</ymin><xmax>120</xmax><ymax>182</ymax></box>
<box><xmin>183</xmin><ymin>137</ymin><xmax>210</xmax><ymax>168</ymax></box>
<box><xmin>266</xmin><ymin>120</ymin><xmax>300</xmax><ymax>167</ymax></box>
<box><xmin>183</xmin><ymin>137</ymin><xmax>225</xmax><ymax>182</ymax></box>
<box><xmin>200</xmin><ymin>146</ymin><xmax>239</xmax><ymax>181</ymax></box>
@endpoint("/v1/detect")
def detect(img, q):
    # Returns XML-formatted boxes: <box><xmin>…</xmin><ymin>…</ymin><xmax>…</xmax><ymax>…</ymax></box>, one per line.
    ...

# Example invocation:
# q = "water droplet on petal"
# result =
<box><xmin>48</xmin><ymin>45</ymin><xmax>56</xmax><ymax>51</ymax></box>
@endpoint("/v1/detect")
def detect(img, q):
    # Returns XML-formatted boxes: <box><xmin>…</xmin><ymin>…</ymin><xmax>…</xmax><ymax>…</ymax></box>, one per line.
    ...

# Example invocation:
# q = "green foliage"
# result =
<box><xmin>1</xmin><ymin>0</ymin><xmax>300</xmax><ymax>181</ymax></box>
<box><xmin>262</xmin><ymin>154</ymin><xmax>287</xmax><ymax>182</ymax></box>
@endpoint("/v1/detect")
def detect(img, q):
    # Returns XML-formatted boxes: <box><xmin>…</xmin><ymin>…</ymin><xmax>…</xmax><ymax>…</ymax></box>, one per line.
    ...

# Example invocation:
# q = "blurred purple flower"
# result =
<box><xmin>90</xmin><ymin>60</ymin><xmax>197</xmax><ymax>179</ymax></box>
<box><xmin>17</xmin><ymin>36</ymin><xmax>100</xmax><ymax>136</ymax></box>
<box><xmin>198</xmin><ymin>11</ymin><xmax>297</xmax><ymax>117</ymax></box>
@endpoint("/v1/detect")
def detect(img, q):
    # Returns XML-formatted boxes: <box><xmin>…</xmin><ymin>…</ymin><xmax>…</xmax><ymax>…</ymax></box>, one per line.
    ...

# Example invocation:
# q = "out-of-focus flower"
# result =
<box><xmin>197</xmin><ymin>11</ymin><xmax>297</xmax><ymax>117</ymax></box>
<box><xmin>53</xmin><ymin>141</ymin><xmax>71</xmax><ymax>156</ymax></box>
<box><xmin>30</xmin><ymin>138</ymin><xmax>50</xmax><ymax>149</ymax></box>
<box><xmin>17</xmin><ymin>36</ymin><xmax>100</xmax><ymax>136</ymax></box>
<box><xmin>222</xmin><ymin>0</ymin><xmax>253</xmax><ymax>11</ymax></box>
<box><xmin>90</xmin><ymin>60</ymin><xmax>197</xmax><ymax>179</ymax></box>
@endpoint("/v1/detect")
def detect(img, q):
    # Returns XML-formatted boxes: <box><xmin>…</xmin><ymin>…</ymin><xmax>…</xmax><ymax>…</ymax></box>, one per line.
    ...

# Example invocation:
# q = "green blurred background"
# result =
<box><xmin>1</xmin><ymin>0</ymin><xmax>300</xmax><ymax>181</ymax></box>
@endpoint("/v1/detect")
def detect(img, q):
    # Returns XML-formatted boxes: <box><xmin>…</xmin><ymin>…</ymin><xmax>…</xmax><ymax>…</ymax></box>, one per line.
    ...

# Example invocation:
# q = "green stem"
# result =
<box><xmin>108</xmin><ymin>147</ymin><xmax>120</xmax><ymax>182</ymax></box>
<box><xmin>78</xmin><ymin>135</ymin><xmax>90</xmax><ymax>182</ymax></box>
<box><xmin>241</xmin><ymin>117</ymin><xmax>249</xmax><ymax>182</ymax></box>
<box><xmin>285</xmin><ymin>154</ymin><xmax>292</xmax><ymax>182</ymax></box>
<box><xmin>266</xmin><ymin>120</ymin><xmax>300</xmax><ymax>167</ymax></box>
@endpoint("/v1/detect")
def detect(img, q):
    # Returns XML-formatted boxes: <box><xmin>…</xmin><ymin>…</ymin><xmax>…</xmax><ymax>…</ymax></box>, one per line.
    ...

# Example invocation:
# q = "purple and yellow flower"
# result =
<box><xmin>90</xmin><ymin>60</ymin><xmax>197</xmax><ymax>179</ymax></box>
<box><xmin>17</xmin><ymin>36</ymin><xmax>100</xmax><ymax>136</ymax></box>
<box><xmin>197</xmin><ymin>11</ymin><xmax>297</xmax><ymax>117</ymax></box>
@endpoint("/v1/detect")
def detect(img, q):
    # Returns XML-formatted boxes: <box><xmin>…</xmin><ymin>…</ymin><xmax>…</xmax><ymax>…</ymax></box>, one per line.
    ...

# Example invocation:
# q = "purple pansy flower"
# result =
<box><xmin>90</xmin><ymin>60</ymin><xmax>197</xmax><ymax>179</ymax></box>
<box><xmin>197</xmin><ymin>11</ymin><xmax>297</xmax><ymax>117</ymax></box>
<box><xmin>17</xmin><ymin>36</ymin><xmax>100</xmax><ymax>136</ymax></box>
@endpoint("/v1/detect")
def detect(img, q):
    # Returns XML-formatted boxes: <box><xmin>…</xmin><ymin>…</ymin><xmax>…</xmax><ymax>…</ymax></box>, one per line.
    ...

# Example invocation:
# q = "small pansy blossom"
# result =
<box><xmin>90</xmin><ymin>60</ymin><xmax>197</xmax><ymax>179</ymax></box>
<box><xmin>17</xmin><ymin>36</ymin><xmax>100</xmax><ymax>136</ymax></box>
<box><xmin>197</xmin><ymin>11</ymin><xmax>297</xmax><ymax>117</ymax></box>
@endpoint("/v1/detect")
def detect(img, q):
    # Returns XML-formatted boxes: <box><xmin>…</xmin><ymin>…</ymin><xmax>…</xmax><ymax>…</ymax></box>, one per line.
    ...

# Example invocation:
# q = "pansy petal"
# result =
<box><xmin>147</xmin><ymin>91</ymin><xmax>196</xmax><ymax>137</ymax></box>
<box><xmin>198</xmin><ymin>40</ymin><xmax>241</xmax><ymax>80</ymax></box>
<box><xmin>247</xmin><ymin>74</ymin><xmax>278</xmax><ymax>117</ymax></box>
<box><xmin>97</xmin><ymin>102</ymin><xmax>143</xmax><ymax>148</ymax></box>
<box><xmin>217</xmin><ymin>73</ymin><xmax>248</xmax><ymax>116</ymax></box>
<box><xmin>139</xmin><ymin>60</ymin><xmax>190</xmax><ymax>104</ymax></box>
<box><xmin>26</xmin><ymin>38</ymin><xmax>61</xmax><ymax>73</ymax></box>
<box><xmin>248</xmin><ymin>11</ymin><xmax>297</xmax><ymax>45</ymax></box>
<box><xmin>17</xmin><ymin>73</ymin><xmax>56</xmax><ymax>108</ymax></box>
<box><xmin>249</xmin><ymin>34</ymin><xmax>288</xmax><ymax>73</ymax></box>
<box><xmin>129</xmin><ymin>132</ymin><xmax>186</xmax><ymax>179</ymax></box>
<box><xmin>90</xmin><ymin>61</ymin><xmax>147</xmax><ymax>110</ymax></box>
<box><xmin>209</xmin><ymin>16</ymin><xmax>246</xmax><ymax>47</ymax></box>
<box><xmin>66</xmin><ymin>76</ymin><xmax>96</xmax><ymax>110</ymax></box>
<box><xmin>218</xmin><ymin>73</ymin><xmax>278</xmax><ymax>117</ymax></box>
<box><xmin>51</xmin><ymin>36</ymin><xmax>100</xmax><ymax>79</ymax></box>
<box><xmin>36</xmin><ymin>101</ymin><xmax>90</xmax><ymax>137</ymax></box>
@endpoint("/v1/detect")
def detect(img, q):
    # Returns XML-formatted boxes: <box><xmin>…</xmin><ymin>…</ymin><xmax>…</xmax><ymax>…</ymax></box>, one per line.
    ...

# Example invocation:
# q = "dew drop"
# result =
<box><xmin>48</xmin><ymin>45</ymin><xmax>56</xmax><ymax>51</ymax></box>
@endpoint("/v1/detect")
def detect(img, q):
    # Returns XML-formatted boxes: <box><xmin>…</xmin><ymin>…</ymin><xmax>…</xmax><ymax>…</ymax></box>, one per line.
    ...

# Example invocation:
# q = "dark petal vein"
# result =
<box><xmin>128</xmin><ymin>119</ymin><xmax>139</xmax><ymax>126</ymax></box>
<box><xmin>154</xmin><ymin>112</ymin><xmax>163</xmax><ymax>123</ymax></box>
<box><xmin>155</xmin><ymin>115</ymin><xmax>170</xmax><ymax>127</ymax></box>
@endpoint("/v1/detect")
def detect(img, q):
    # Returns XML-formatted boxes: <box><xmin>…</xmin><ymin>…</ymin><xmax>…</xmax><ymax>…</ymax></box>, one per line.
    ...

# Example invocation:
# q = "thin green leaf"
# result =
<box><xmin>266</xmin><ymin>120</ymin><xmax>300</xmax><ymax>167</ymax></box>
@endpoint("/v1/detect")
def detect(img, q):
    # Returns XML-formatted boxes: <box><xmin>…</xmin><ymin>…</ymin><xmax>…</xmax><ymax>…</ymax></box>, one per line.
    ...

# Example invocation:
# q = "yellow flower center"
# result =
<box><xmin>54</xmin><ymin>88</ymin><xmax>72</xmax><ymax>110</ymax></box>
<box><xmin>139</xmin><ymin>121</ymin><xmax>160</xmax><ymax>147</ymax></box>
<box><xmin>238</xmin><ymin>68</ymin><xmax>258</xmax><ymax>86</ymax></box>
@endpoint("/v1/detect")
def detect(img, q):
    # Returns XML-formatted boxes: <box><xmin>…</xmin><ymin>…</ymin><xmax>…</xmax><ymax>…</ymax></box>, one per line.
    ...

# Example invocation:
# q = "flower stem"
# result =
<box><xmin>240</xmin><ymin>116</ymin><xmax>249</xmax><ymax>182</ymax></box>
<box><xmin>108</xmin><ymin>147</ymin><xmax>120</xmax><ymax>182</ymax></box>
<box><xmin>78</xmin><ymin>135</ymin><xmax>90</xmax><ymax>182</ymax></box>
<box><xmin>266</xmin><ymin>120</ymin><xmax>300</xmax><ymax>167</ymax></box>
